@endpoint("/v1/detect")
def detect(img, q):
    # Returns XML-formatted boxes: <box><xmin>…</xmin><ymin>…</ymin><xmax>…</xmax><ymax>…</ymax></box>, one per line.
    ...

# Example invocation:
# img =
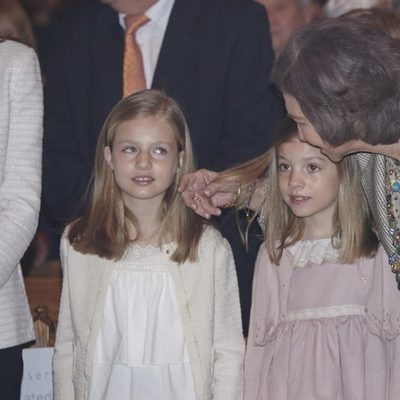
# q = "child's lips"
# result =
<box><xmin>132</xmin><ymin>176</ymin><xmax>154</xmax><ymax>184</ymax></box>
<box><xmin>289</xmin><ymin>195</ymin><xmax>310</xmax><ymax>205</ymax></box>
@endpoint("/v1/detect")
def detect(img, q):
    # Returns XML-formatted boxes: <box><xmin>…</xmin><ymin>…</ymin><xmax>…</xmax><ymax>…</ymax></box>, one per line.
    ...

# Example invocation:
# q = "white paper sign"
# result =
<box><xmin>21</xmin><ymin>348</ymin><xmax>54</xmax><ymax>400</ymax></box>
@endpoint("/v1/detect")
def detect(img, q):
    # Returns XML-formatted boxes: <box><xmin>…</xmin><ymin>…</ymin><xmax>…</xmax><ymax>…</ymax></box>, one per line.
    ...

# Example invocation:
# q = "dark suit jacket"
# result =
<box><xmin>42</xmin><ymin>0</ymin><xmax>282</xmax><ymax>225</ymax></box>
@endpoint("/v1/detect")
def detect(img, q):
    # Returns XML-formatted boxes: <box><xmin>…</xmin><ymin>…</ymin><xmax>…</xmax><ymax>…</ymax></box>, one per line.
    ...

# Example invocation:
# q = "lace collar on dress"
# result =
<box><xmin>286</xmin><ymin>238</ymin><xmax>339</xmax><ymax>268</ymax></box>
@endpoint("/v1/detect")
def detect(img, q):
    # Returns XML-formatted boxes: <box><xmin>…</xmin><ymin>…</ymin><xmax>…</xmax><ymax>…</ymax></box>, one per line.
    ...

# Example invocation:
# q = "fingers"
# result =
<box><xmin>180</xmin><ymin>188</ymin><xmax>198</xmax><ymax>209</ymax></box>
<box><xmin>202</xmin><ymin>180</ymin><xmax>239</xmax><ymax>209</ymax></box>
<box><xmin>178</xmin><ymin>170</ymin><xmax>232</xmax><ymax>218</ymax></box>
<box><xmin>178</xmin><ymin>169</ymin><xmax>219</xmax><ymax>193</ymax></box>
<box><xmin>180</xmin><ymin>189</ymin><xmax>221</xmax><ymax>219</ymax></box>
<box><xmin>178</xmin><ymin>173</ymin><xmax>196</xmax><ymax>193</ymax></box>
<box><xmin>210</xmin><ymin>192</ymin><xmax>237</xmax><ymax>208</ymax></box>
<box><xmin>196</xmin><ymin>198</ymin><xmax>222</xmax><ymax>217</ymax></box>
<box><xmin>202</xmin><ymin>181</ymin><xmax>227</xmax><ymax>197</ymax></box>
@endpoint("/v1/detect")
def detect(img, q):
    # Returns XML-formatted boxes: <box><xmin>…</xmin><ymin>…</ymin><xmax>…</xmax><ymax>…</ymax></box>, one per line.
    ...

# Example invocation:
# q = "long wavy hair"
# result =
<box><xmin>68</xmin><ymin>90</ymin><xmax>204</xmax><ymax>263</ymax></box>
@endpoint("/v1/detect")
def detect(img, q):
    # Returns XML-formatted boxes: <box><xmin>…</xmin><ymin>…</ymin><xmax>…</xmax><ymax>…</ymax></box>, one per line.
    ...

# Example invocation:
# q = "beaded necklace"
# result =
<box><xmin>386</xmin><ymin>156</ymin><xmax>400</xmax><ymax>289</ymax></box>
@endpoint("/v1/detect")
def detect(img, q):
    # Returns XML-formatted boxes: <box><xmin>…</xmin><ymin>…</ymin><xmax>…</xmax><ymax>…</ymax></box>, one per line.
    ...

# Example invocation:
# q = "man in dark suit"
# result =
<box><xmin>42</xmin><ymin>0</ymin><xmax>283</xmax><ymax>334</ymax></box>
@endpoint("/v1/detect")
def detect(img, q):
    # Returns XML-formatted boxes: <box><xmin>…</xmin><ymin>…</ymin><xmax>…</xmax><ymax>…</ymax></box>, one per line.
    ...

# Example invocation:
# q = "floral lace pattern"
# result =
<box><xmin>287</xmin><ymin>238</ymin><xmax>338</xmax><ymax>268</ymax></box>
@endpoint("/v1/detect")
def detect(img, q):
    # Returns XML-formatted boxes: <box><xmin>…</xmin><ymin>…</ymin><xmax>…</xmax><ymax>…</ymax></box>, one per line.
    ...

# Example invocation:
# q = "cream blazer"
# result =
<box><xmin>53</xmin><ymin>226</ymin><xmax>244</xmax><ymax>400</ymax></box>
<box><xmin>0</xmin><ymin>40</ymin><xmax>42</xmax><ymax>349</ymax></box>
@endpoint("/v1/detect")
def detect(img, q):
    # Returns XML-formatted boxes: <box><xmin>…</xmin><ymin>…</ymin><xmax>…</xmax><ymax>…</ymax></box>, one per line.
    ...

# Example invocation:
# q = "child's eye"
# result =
<box><xmin>308</xmin><ymin>163</ymin><xmax>321</xmax><ymax>172</ymax></box>
<box><xmin>122</xmin><ymin>146</ymin><xmax>137</xmax><ymax>154</ymax></box>
<box><xmin>153</xmin><ymin>147</ymin><xmax>168</xmax><ymax>155</ymax></box>
<box><xmin>278</xmin><ymin>163</ymin><xmax>290</xmax><ymax>171</ymax></box>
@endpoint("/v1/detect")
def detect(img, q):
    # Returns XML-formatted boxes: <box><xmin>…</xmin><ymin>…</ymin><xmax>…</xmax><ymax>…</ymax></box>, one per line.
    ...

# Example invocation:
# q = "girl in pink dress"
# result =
<box><xmin>244</xmin><ymin>119</ymin><xmax>400</xmax><ymax>400</ymax></box>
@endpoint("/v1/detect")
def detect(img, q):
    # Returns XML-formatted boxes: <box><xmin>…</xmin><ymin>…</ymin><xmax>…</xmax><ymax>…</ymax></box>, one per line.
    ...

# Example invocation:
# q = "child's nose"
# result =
<box><xmin>288</xmin><ymin>171</ymin><xmax>305</xmax><ymax>188</ymax></box>
<box><xmin>136</xmin><ymin>152</ymin><xmax>151</xmax><ymax>170</ymax></box>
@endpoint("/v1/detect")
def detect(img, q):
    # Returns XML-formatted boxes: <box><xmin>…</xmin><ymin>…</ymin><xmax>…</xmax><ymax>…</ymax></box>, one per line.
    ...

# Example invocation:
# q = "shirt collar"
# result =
<box><xmin>119</xmin><ymin>0</ymin><xmax>175</xmax><ymax>31</ymax></box>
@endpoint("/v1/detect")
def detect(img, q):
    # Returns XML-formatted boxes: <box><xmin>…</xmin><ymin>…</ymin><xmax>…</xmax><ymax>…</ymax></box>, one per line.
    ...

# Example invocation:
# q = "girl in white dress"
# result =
<box><xmin>53</xmin><ymin>90</ymin><xmax>244</xmax><ymax>400</ymax></box>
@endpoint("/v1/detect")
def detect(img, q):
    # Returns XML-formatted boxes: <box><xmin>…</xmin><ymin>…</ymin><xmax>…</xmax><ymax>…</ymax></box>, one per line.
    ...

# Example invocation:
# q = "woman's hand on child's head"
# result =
<box><xmin>179</xmin><ymin>169</ymin><xmax>222</xmax><ymax>219</ymax></box>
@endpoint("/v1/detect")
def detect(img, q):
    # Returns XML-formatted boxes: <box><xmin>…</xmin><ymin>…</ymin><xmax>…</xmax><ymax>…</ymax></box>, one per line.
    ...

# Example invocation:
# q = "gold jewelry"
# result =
<box><xmin>391</xmin><ymin>262</ymin><xmax>400</xmax><ymax>274</ymax></box>
<box><xmin>237</xmin><ymin>181</ymin><xmax>256</xmax><ymax>210</ymax></box>
<box><xmin>222</xmin><ymin>182</ymin><xmax>241</xmax><ymax>208</ymax></box>
<box><xmin>386</xmin><ymin>157</ymin><xmax>400</xmax><ymax>288</ymax></box>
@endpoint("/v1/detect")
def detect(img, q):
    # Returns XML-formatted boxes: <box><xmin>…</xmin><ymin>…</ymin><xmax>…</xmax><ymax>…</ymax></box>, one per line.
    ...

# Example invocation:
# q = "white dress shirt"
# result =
<box><xmin>119</xmin><ymin>0</ymin><xmax>175</xmax><ymax>88</ymax></box>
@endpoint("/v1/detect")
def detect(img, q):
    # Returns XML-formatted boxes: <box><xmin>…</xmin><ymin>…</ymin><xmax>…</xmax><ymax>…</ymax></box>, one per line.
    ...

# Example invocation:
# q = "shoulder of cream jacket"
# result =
<box><xmin>53</xmin><ymin>226</ymin><xmax>244</xmax><ymax>400</ymax></box>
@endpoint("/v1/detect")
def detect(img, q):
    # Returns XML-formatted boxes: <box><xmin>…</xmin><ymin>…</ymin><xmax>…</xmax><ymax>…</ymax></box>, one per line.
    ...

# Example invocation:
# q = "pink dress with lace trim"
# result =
<box><xmin>245</xmin><ymin>239</ymin><xmax>400</xmax><ymax>400</ymax></box>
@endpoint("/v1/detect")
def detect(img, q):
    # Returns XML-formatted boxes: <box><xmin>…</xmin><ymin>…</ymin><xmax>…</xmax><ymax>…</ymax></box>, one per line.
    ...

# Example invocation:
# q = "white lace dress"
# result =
<box><xmin>89</xmin><ymin>244</ymin><xmax>197</xmax><ymax>400</ymax></box>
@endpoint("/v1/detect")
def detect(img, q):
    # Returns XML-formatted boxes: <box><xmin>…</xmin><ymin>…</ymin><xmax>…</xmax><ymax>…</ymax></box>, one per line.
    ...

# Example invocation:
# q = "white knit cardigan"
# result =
<box><xmin>0</xmin><ymin>40</ymin><xmax>43</xmax><ymax>349</ymax></box>
<box><xmin>53</xmin><ymin>226</ymin><xmax>244</xmax><ymax>400</ymax></box>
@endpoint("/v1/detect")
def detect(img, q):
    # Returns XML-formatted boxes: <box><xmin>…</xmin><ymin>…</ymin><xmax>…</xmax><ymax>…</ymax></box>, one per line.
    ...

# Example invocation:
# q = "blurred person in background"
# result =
<box><xmin>21</xmin><ymin>0</ymin><xmax>85</xmax><ymax>28</ymax></box>
<box><xmin>0</xmin><ymin>0</ymin><xmax>36</xmax><ymax>48</ymax></box>
<box><xmin>21</xmin><ymin>0</ymin><xmax>89</xmax><ymax>70</ymax></box>
<box><xmin>255</xmin><ymin>0</ymin><xmax>327</xmax><ymax>55</ymax></box>
<box><xmin>323</xmin><ymin>0</ymin><xmax>388</xmax><ymax>16</ymax></box>
<box><xmin>343</xmin><ymin>6</ymin><xmax>400</xmax><ymax>37</ymax></box>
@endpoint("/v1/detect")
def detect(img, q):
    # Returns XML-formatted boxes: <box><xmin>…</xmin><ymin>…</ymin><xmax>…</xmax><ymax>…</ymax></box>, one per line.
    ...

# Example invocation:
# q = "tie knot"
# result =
<box><xmin>125</xmin><ymin>14</ymin><xmax>150</xmax><ymax>35</ymax></box>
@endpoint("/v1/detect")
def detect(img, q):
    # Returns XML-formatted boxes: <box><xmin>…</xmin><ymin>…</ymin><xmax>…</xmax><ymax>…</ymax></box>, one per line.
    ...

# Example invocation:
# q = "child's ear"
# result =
<box><xmin>104</xmin><ymin>146</ymin><xmax>114</xmax><ymax>170</ymax></box>
<box><xmin>178</xmin><ymin>151</ymin><xmax>184</xmax><ymax>168</ymax></box>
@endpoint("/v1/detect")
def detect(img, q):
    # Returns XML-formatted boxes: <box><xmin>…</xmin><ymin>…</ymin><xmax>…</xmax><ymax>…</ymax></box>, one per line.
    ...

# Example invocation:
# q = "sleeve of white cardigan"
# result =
<box><xmin>0</xmin><ymin>44</ymin><xmax>43</xmax><ymax>289</ymax></box>
<box><xmin>53</xmin><ymin>235</ymin><xmax>75</xmax><ymax>400</ymax></box>
<box><xmin>212</xmin><ymin>235</ymin><xmax>245</xmax><ymax>400</ymax></box>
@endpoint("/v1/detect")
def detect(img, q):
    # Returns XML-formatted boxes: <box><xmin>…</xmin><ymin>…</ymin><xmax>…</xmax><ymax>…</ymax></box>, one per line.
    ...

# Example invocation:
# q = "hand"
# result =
<box><xmin>178</xmin><ymin>169</ymin><xmax>221</xmax><ymax>219</ymax></box>
<box><xmin>179</xmin><ymin>169</ymin><xmax>240</xmax><ymax>219</ymax></box>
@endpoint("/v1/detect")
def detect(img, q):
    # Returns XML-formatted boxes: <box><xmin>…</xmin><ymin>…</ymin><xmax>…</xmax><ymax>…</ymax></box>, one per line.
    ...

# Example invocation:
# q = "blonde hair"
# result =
<box><xmin>219</xmin><ymin>118</ymin><xmax>378</xmax><ymax>264</ymax></box>
<box><xmin>68</xmin><ymin>90</ymin><xmax>204</xmax><ymax>263</ymax></box>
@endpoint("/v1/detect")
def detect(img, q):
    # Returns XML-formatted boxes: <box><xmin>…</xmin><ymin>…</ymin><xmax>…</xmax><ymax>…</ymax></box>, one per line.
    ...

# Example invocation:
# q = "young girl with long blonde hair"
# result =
<box><xmin>53</xmin><ymin>90</ymin><xmax>244</xmax><ymax>400</ymax></box>
<box><xmin>240</xmin><ymin>119</ymin><xmax>400</xmax><ymax>399</ymax></box>
<box><xmin>182</xmin><ymin>118</ymin><xmax>400</xmax><ymax>398</ymax></box>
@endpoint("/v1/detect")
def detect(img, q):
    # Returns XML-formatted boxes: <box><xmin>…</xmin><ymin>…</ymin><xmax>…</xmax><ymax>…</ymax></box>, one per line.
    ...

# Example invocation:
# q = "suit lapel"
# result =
<box><xmin>152</xmin><ymin>0</ymin><xmax>203</xmax><ymax>97</ymax></box>
<box><xmin>90</xmin><ymin>5</ymin><xmax>124</xmax><ymax>132</ymax></box>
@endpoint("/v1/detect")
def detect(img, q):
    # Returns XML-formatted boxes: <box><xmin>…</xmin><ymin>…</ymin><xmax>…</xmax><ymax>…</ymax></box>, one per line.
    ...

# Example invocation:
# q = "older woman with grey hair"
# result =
<box><xmin>179</xmin><ymin>17</ymin><xmax>400</xmax><ymax>292</ymax></box>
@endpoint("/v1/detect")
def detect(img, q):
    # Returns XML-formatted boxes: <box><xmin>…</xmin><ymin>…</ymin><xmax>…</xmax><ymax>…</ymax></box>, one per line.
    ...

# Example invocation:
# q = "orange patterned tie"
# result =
<box><xmin>123</xmin><ymin>14</ymin><xmax>150</xmax><ymax>98</ymax></box>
